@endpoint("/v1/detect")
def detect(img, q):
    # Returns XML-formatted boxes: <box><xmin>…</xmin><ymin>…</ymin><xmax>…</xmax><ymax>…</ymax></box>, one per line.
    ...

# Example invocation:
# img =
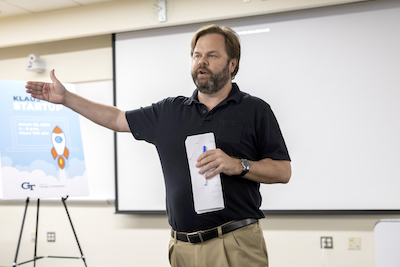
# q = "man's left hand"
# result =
<box><xmin>196</xmin><ymin>149</ymin><xmax>241</xmax><ymax>179</ymax></box>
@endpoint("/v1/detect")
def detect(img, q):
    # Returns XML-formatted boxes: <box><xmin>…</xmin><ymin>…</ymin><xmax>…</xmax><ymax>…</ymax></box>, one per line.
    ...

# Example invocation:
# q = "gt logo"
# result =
<box><xmin>21</xmin><ymin>182</ymin><xmax>36</xmax><ymax>190</ymax></box>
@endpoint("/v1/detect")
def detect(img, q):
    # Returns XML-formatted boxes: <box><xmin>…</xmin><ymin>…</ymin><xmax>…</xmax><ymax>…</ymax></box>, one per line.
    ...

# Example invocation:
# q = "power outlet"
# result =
<box><xmin>348</xmin><ymin>237</ymin><xmax>361</xmax><ymax>250</ymax></box>
<box><xmin>321</xmin><ymin>236</ymin><xmax>333</xmax><ymax>249</ymax></box>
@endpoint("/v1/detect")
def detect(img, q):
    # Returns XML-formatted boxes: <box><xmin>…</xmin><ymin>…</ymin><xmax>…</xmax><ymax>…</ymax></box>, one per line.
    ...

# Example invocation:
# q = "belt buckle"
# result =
<box><xmin>186</xmin><ymin>231</ymin><xmax>204</xmax><ymax>244</ymax></box>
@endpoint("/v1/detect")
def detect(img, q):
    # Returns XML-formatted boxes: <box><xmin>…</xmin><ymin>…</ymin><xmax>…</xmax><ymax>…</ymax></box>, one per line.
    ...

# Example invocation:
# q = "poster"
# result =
<box><xmin>0</xmin><ymin>80</ymin><xmax>89</xmax><ymax>200</ymax></box>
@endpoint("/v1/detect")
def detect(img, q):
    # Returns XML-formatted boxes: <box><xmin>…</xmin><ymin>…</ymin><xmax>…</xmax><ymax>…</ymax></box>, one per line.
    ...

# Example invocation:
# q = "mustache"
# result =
<box><xmin>195</xmin><ymin>67</ymin><xmax>213</xmax><ymax>75</ymax></box>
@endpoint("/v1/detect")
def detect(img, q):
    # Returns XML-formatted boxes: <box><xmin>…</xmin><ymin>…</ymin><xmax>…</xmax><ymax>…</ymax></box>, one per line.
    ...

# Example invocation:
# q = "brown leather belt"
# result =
<box><xmin>171</xmin><ymin>218</ymin><xmax>258</xmax><ymax>244</ymax></box>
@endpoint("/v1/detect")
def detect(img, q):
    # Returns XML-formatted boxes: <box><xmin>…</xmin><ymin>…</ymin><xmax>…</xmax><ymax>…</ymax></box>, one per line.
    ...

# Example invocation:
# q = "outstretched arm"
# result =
<box><xmin>26</xmin><ymin>69</ymin><xmax>130</xmax><ymax>132</ymax></box>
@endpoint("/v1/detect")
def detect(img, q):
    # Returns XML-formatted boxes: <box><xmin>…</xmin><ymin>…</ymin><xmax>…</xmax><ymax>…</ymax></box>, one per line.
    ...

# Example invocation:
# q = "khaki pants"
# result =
<box><xmin>169</xmin><ymin>222</ymin><xmax>268</xmax><ymax>267</ymax></box>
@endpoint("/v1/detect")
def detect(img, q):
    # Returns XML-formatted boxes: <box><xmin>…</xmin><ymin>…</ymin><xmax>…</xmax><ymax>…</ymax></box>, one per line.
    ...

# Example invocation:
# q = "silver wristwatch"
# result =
<box><xmin>240</xmin><ymin>159</ymin><xmax>251</xmax><ymax>177</ymax></box>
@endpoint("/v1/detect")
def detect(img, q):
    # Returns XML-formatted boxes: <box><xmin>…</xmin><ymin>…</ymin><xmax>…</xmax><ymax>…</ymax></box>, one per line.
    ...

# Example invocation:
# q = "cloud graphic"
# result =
<box><xmin>1</xmin><ymin>156</ymin><xmax>85</xmax><ymax>180</ymax></box>
<box><xmin>0</xmin><ymin>156</ymin><xmax>13</xmax><ymax>167</ymax></box>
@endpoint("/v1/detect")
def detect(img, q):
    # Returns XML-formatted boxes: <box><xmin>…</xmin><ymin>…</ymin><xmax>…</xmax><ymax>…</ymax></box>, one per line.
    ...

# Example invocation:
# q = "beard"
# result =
<box><xmin>192</xmin><ymin>61</ymin><xmax>231</xmax><ymax>95</ymax></box>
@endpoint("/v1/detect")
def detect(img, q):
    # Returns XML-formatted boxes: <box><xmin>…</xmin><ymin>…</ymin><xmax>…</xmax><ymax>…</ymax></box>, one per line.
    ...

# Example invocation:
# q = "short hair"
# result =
<box><xmin>191</xmin><ymin>24</ymin><xmax>241</xmax><ymax>79</ymax></box>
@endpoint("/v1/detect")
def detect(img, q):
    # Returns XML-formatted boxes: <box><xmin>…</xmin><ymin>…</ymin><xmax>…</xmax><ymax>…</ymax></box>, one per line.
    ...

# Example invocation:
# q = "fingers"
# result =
<box><xmin>25</xmin><ymin>70</ymin><xmax>54</xmax><ymax>99</ymax></box>
<box><xmin>202</xmin><ymin>167</ymin><xmax>219</xmax><ymax>180</ymax></box>
<box><xmin>50</xmin><ymin>69</ymin><xmax>58</xmax><ymax>84</ymax></box>
<box><xmin>25</xmin><ymin>82</ymin><xmax>44</xmax><ymax>93</ymax></box>
<box><xmin>25</xmin><ymin>80</ymin><xmax>47</xmax><ymax>101</ymax></box>
<box><xmin>26</xmin><ymin>81</ymin><xmax>45</xmax><ymax>88</ymax></box>
<box><xmin>196</xmin><ymin>149</ymin><xmax>242</xmax><ymax>178</ymax></box>
<box><xmin>196</xmin><ymin>150</ymin><xmax>212</xmax><ymax>168</ymax></box>
<box><xmin>25</xmin><ymin>70</ymin><xmax>56</xmax><ymax>89</ymax></box>
<box><xmin>196</xmin><ymin>149</ymin><xmax>224</xmax><ymax>178</ymax></box>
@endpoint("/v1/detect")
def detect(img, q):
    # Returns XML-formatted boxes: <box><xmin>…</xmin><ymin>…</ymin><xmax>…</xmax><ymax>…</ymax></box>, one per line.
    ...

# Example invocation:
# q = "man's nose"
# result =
<box><xmin>198</xmin><ymin>56</ymin><xmax>208</xmax><ymax>66</ymax></box>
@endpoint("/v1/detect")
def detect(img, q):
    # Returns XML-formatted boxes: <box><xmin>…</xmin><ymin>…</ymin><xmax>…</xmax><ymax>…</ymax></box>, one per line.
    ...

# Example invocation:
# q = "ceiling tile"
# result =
<box><xmin>4</xmin><ymin>0</ymin><xmax>80</xmax><ymax>13</ymax></box>
<box><xmin>0</xmin><ymin>0</ymin><xmax>120</xmax><ymax>19</ymax></box>
<box><xmin>0</xmin><ymin>1</ymin><xmax>30</xmax><ymax>18</ymax></box>
<box><xmin>73</xmin><ymin>0</ymin><xmax>119</xmax><ymax>4</ymax></box>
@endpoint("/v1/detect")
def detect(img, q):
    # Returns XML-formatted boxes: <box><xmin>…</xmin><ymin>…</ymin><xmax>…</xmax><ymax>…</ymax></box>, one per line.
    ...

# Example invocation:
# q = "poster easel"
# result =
<box><xmin>0</xmin><ymin>80</ymin><xmax>90</xmax><ymax>266</ymax></box>
<box><xmin>13</xmin><ymin>196</ymin><xmax>87</xmax><ymax>267</ymax></box>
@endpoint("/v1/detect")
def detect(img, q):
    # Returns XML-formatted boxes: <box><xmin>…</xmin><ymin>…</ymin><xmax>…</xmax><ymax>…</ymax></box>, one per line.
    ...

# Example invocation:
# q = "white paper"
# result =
<box><xmin>185</xmin><ymin>132</ymin><xmax>225</xmax><ymax>214</ymax></box>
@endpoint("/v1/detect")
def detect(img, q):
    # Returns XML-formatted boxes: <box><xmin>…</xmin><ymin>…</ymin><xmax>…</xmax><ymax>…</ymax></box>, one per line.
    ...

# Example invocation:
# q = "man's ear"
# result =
<box><xmin>229</xmin><ymin>58</ymin><xmax>238</xmax><ymax>75</ymax></box>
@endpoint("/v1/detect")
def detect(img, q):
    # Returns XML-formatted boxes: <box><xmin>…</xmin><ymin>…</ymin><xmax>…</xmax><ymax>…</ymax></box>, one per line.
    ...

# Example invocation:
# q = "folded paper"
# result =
<box><xmin>185</xmin><ymin>132</ymin><xmax>225</xmax><ymax>214</ymax></box>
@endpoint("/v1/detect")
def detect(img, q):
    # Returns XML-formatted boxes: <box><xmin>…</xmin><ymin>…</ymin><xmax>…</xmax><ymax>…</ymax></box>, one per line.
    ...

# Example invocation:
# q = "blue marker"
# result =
<box><xmin>203</xmin><ymin>146</ymin><xmax>207</xmax><ymax>186</ymax></box>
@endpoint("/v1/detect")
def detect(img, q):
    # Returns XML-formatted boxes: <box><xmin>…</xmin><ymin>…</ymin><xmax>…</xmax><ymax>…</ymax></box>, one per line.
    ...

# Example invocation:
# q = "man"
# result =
<box><xmin>26</xmin><ymin>24</ymin><xmax>291</xmax><ymax>267</ymax></box>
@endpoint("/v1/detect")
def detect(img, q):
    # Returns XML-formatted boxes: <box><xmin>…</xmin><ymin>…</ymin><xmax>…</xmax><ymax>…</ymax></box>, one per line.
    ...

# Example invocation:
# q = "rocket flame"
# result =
<box><xmin>58</xmin><ymin>156</ymin><xmax>65</xmax><ymax>169</ymax></box>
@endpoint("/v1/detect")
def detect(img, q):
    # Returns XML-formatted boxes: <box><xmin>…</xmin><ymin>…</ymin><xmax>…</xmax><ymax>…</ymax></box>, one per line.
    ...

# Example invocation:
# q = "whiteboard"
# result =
<box><xmin>114</xmin><ymin>0</ymin><xmax>400</xmax><ymax>213</ymax></box>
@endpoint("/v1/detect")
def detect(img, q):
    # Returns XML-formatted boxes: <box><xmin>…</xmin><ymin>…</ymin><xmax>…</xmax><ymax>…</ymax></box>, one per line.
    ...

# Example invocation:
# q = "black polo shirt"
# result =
<box><xmin>126</xmin><ymin>83</ymin><xmax>290</xmax><ymax>232</ymax></box>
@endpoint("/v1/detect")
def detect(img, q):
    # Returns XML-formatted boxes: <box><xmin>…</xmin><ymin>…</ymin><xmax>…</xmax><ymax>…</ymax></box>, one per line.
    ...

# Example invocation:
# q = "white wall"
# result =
<box><xmin>1</xmin><ymin>0</ymin><xmax>399</xmax><ymax>266</ymax></box>
<box><xmin>0</xmin><ymin>200</ymin><xmax>395</xmax><ymax>267</ymax></box>
<box><xmin>0</xmin><ymin>35</ymin><xmax>112</xmax><ymax>83</ymax></box>
<box><xmin>0</xmin><ymin>0</ymin><xmax>367</xmax><ymax>48</ymax></box>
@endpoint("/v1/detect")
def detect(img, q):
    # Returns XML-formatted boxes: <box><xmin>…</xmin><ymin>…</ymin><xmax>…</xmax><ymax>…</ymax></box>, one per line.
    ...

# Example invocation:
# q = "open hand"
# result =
<box><xmin>25</xmin><ymin>69</ymin><xmax>67</xmax><ymax>104</ymax></box>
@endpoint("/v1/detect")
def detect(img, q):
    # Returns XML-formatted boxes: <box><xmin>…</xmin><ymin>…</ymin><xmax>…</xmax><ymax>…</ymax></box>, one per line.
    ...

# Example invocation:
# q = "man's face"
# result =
<box><xmin>191</xmin><ymin>33</ymin><xmax>234</xmax><ymax>94</ymax></box>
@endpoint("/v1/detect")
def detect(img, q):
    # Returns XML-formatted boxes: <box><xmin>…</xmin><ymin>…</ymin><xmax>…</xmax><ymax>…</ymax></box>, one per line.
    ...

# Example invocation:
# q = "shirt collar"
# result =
<box><xmin>183</xmin><ymin>83</ymin><xmax>242</xmax><ymax>106</ymax></box>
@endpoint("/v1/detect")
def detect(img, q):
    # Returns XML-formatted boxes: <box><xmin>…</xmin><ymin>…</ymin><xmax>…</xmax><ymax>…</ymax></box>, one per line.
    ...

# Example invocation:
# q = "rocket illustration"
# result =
<box><xmin>51</xmin><ymin>126</ymin><xmax>69</xmax><ymax>169</ymax></box>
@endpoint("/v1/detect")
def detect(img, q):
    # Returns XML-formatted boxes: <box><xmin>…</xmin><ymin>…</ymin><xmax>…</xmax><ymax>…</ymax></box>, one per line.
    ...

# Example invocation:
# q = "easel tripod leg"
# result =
<box><xmin>13</xmin><ymin>198</ymin><xmax>30</xmax><ymax>266</ymax></box>
<box><xmin>33</xmin><ymin>199</ymin><xmax>40</xmax><ymax>267</ymax></box>
<box><xmin>62</xmin><ymin>196</ymin><xmax>87</xmax><ymax>267</ymax></box>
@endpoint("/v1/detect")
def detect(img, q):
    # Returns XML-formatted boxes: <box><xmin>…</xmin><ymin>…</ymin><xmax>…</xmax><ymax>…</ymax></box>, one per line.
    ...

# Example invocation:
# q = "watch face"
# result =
<box><xmin>242</xmin><ymin>159</ymin><xmax>251</xmax><ymax>171</ymax></box>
